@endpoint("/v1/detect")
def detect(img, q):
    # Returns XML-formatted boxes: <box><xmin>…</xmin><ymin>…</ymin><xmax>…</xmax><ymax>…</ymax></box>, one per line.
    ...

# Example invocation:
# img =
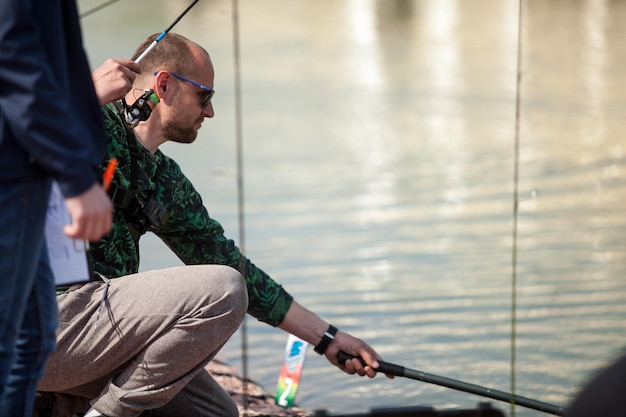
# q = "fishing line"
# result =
<box><xmin>79</xmin><ymin>0</ymin><xmax>121</xmax><ymax>18</ymax></box>
<box><xmin>510</xmin><ymin>0</ymin><xmax>524</xmax><ymax>416</ymax></box>
<box><xmin>231</xmin><ymin>0</ymin><xmax>251</xmax><ymax>413</ymax></box>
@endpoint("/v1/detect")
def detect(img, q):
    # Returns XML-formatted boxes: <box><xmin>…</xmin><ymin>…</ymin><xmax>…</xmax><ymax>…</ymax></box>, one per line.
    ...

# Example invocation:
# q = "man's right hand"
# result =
<box><xmin>92</xmin><ymin>58</ymin><xmax>141</xmax><ymax>105</ymax></box>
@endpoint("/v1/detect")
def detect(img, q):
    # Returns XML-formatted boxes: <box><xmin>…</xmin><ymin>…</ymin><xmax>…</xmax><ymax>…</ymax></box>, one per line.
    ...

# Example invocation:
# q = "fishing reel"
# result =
<box><xmin>121</xmin><ymin>89</ymin><xmax>160</xmax><ymax>128</ymax></box>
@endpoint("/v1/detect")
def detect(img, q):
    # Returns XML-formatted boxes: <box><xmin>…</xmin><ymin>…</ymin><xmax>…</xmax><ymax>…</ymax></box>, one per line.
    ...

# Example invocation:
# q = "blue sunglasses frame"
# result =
<box><xmin>154</xmin><ymin>71</ymin><xmax>215</xmax><ymax>107</ymax></box>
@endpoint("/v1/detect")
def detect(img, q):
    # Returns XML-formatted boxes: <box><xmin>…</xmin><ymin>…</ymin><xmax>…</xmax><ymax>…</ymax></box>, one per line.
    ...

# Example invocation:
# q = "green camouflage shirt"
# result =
<box><xmin>89</xmin><ymin>103</ymin><xmax>293</xmax><ymax>326</ymax></box>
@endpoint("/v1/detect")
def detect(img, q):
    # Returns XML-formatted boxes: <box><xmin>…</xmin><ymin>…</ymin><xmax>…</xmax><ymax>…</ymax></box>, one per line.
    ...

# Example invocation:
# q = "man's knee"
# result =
<box><xmin>160</xmin><ymin>265</ymin><xmax>246</xmax><ymax>318</ymax></box>
<box><xmin>193</xmin><ymin>265</ymin><xmax>247</xmax><ymax>319</ymax></box>
<box><xmin>218</xmin><ymin>265</ymin><xmax>248</xmax><ymax>319</ymax></box>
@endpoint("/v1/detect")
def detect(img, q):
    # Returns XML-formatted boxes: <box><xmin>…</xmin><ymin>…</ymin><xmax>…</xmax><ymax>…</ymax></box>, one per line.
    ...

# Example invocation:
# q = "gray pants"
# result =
<box><xmin>38</xmin><ymin>265</ymin><xmax>248</xmax><ymax>417</ymax></box>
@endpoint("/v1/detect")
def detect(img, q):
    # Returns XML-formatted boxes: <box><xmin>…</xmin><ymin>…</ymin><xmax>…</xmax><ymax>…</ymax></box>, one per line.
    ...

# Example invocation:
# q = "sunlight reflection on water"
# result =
<box><xmin>79</xmin><ymin>0</ymin><xmax>626</xmax><ymax>415</ymax></box>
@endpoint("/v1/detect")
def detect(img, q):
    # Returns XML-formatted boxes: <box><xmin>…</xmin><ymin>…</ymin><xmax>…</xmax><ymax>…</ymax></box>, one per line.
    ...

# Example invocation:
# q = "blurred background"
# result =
<box><xmin>78</xmin><ymin>1</ymin><xmax>626</xmax><ymax>416</ymax></box>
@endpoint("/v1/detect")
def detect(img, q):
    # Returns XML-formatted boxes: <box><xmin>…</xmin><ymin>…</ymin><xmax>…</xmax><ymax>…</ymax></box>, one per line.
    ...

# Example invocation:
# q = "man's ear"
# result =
<box><xmin>153</xmin><ymin>71</ymin><xmax>171</xmax><ymax>99</ymax></box>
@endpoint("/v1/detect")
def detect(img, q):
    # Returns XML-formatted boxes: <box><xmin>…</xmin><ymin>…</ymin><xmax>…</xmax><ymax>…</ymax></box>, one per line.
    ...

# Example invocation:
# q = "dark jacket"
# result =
<box><xmin>0</xmin><ymin>0</ymin><xmax>105</xmax><ymax>198</ymax></box>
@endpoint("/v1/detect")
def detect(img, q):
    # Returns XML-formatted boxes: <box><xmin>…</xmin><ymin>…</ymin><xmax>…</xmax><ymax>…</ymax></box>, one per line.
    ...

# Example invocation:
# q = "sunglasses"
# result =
<box><xmin>154</xmin><ymin>71</ymin><xmax>215</xmax><ymax>107</ymax></box>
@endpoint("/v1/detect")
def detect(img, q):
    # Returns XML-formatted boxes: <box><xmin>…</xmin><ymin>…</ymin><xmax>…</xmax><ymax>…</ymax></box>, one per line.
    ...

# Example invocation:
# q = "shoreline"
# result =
<box><xmin>207</xmin><ymin>358</ymin><xmax>308</xmax><ymax>417</ymax></box>
<box><xmin>33</xmin><ymin>358</ymin><xmax>308</xmax><ymax>417</ymax></box>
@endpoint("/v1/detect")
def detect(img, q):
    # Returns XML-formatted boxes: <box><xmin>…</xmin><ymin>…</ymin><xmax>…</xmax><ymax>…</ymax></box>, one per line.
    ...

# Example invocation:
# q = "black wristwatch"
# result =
<box><xmin>314</xmin><ymin>324</ymin><xmax>338</xmax><ymax>355</ymax></box>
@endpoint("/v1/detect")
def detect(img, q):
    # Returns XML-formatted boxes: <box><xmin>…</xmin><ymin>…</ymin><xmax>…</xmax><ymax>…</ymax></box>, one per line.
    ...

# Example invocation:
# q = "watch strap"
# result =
<box><xmin>314</xmin><ymin>324</ymin><xmax>338</xmax><ymax>355</ymax></box>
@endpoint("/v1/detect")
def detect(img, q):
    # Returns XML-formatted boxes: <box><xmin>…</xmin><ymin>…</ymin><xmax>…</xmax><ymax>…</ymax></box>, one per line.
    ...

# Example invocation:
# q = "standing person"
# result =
<box><xmin>37</xmin><ymin>32</ymin><xmax>389</xmax><ymax>417</ymax></box>
<box><xmin>0</xmin><ymin>1</ymin><xmax>114</xmax><ymax>415</ymax></box>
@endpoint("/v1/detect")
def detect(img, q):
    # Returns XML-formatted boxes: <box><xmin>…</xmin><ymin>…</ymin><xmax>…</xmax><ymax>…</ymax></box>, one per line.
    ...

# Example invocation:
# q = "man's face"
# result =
<box><xmin>163</xmin><ymin>61</ymin><xmax>215</xmax><ymax>144</ymax></box>
<box><xmin>162</xmin><ymin>88</ymin><xmax>204</xmax><ymax>144</ymax></box>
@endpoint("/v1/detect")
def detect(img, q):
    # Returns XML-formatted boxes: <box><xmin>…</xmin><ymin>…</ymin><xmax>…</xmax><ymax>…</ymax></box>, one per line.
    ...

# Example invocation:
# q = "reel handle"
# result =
<box><xmin>337</xmin><ymin>352</ymin><xmax>405</xmax><ymax>376</ymax></box>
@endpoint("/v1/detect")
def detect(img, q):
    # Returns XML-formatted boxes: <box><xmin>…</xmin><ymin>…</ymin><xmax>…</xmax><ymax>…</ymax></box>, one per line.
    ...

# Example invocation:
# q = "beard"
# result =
<box><xmin>163</xmin><ymin>119</ymin><xmax>198</xmax><ymax>144</ymax></box>
<box><xmin>162</xmin><ymin>92</ymin><xmax>203</xmax><ymax>144</ymax></box>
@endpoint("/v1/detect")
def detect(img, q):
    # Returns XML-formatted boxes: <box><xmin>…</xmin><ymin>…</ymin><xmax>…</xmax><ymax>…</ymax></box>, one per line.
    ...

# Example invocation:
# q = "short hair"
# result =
<box><xmin>130</xmin><ymin>32</ymin><xmax>208</xmax><ymax>83</ymax></box>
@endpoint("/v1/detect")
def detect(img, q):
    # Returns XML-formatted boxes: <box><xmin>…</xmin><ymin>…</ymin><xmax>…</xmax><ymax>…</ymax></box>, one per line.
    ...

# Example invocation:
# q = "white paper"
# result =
<box><xmin>45</xmin><ymin>182</ymin><xmax>92</xmax><ymax>286</ymax></box>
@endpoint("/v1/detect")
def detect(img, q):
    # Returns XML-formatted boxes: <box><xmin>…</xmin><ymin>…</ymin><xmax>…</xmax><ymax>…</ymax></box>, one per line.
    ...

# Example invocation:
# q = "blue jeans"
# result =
<box><xmin>0</xmin><ymin>177</ymin><xmax>58</xmax><ymax>417</ymax></box>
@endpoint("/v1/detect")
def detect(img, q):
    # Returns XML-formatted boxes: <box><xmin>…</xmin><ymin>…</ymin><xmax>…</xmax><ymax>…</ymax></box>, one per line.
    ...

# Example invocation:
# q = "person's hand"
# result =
<box><xmin>324</xmin><ymin>330</ymin><xmax>395</xmax><ymax>380</ymax></box>
<box><xmin>63</xmin><ymin>183</ymin><xmax>112</xmax><ymax>241</ymax></box>
<box><xmin>92</xmin><ymin>58</ymin><xmax>141</xmax><ymax>105</ymax></box>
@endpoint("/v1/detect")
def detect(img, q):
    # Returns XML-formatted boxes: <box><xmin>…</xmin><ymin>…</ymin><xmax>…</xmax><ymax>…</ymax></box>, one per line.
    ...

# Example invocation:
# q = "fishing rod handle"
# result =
<box><xmin>338</xmin><ymin>352</ymin><xmax>405</xmax><ymax>377</ymax></box>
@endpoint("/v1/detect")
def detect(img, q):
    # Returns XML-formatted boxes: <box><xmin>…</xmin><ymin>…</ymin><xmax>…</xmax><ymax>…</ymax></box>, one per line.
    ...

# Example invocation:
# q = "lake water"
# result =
<box><xmin>79</xmin><ymin>1</ymin><xmax>626</xmax><ymax>416</ymax></box>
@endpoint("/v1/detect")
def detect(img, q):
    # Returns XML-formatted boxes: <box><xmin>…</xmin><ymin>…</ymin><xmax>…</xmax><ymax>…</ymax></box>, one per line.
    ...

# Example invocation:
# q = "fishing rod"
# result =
<box><xmin>338</xmin><ymin>353</ymin><xmax>566</xmax><ymax>416</ymax></box>
<box><xmin>135</xmin><ymin>0</ymin><xmax>199</xmax><ymax>63</ymax></box>
<box><xmin>121</xmin><ymin>0</ymin><xmax>200</xmax><ymax>127</ymax></box>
